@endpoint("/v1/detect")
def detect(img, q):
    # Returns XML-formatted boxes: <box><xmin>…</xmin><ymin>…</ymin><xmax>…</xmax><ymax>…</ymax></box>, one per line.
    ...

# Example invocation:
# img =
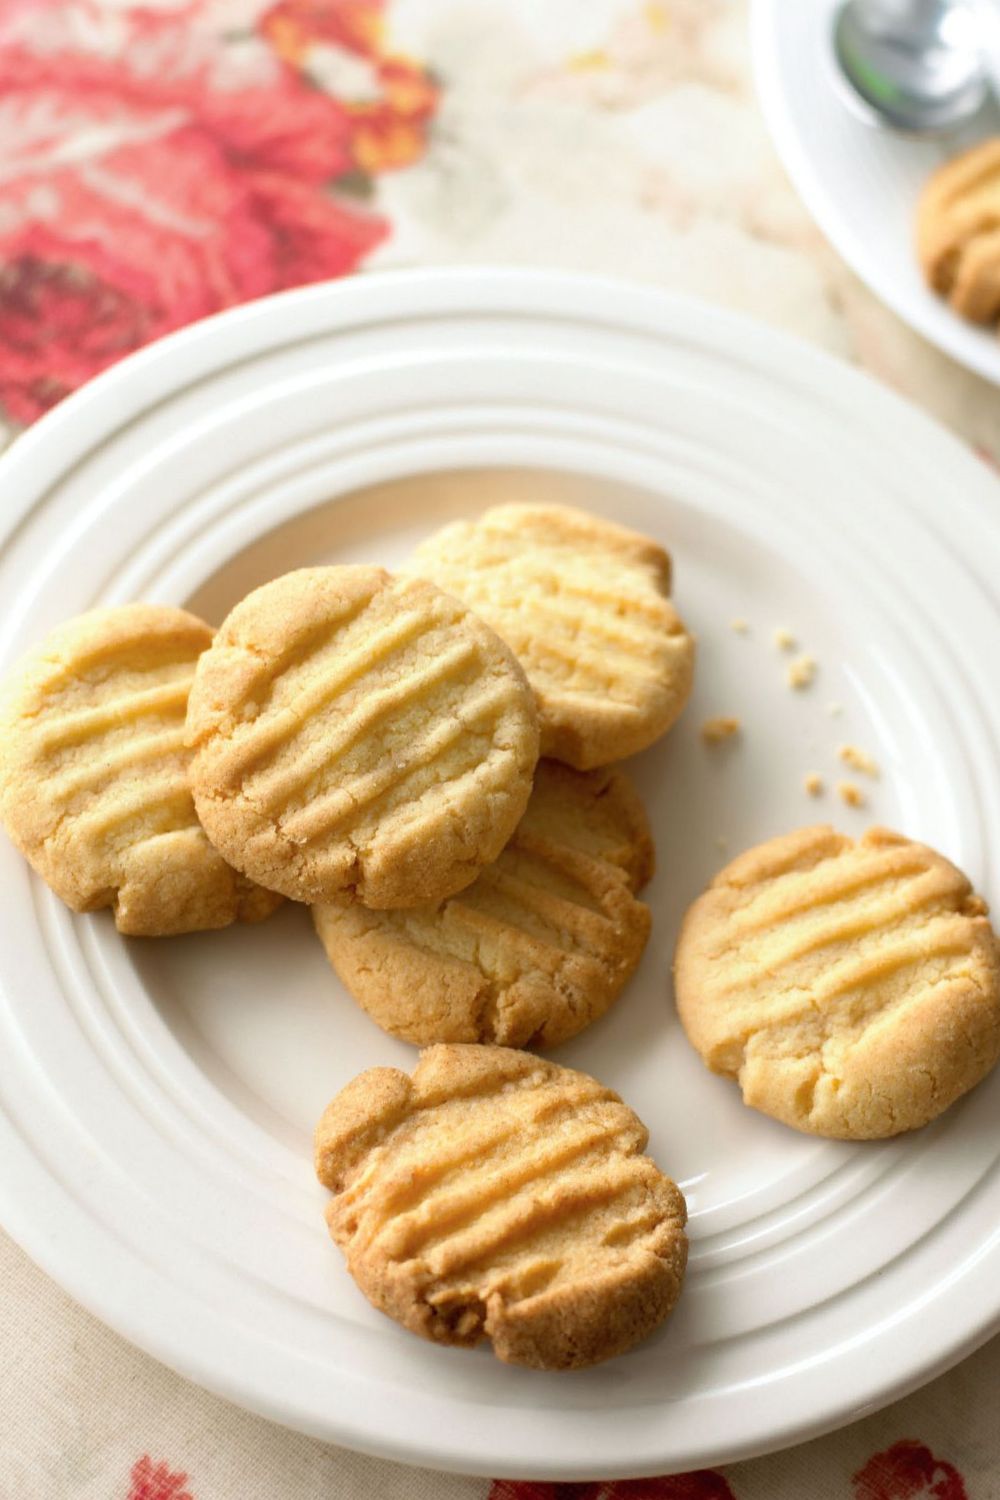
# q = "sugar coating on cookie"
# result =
<box><xmin>185</xmin><ymin>567</ymin><xmax>540</xmax><ymax>909</ymax></box>
<box><xmin>673</xmin><ymin>825</ymin><xmax>1000</xmax><ymax>1139</ymax></box>
<box><xmin>917</xmin><ymin>138</ymin><xmax>1000</xmax><ymax>324</ymax></box>
<box><xmin>315</xmin><ymin>1044</ymin><xmax>688</xmax><ymax>1370</ymax></box>
<box><xmin>0</xmin><ymin>604</ymin><xmax>281</xmax><ymax>936</ymax></box>
<box><xmin>407</xmin><ymin>504</ymin><xmax>694</xmax><ymax>771</ymax></box>
<box><xmin>313</xmin><ymin>761</ymin><xmax>653</xmax><ymax>1049</ymax></box>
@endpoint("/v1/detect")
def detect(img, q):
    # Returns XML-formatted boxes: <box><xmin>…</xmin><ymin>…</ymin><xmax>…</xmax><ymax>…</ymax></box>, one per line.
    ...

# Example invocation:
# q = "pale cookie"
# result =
<box><xmin>674</xmin><ymin>825</ymin><xmax>1000</xmax><ymax>1139</ymax></box>
<box><xmin>314</xmin><ymin>1044</ymin><xmax>688</xmax><ymax>1369</ymax></box>
<box><xmin>408</xmin><ymin>504</ymin><xmax>694</xmax><ymax>770</ymax></box>
<box><xmin>313</xmin><ymin>761</ymin><xmax>653</xmax><ymax>1048</ymax></box>
<box><xmin>185</xmin><ymin>567</ymin><xmax>539</xmax><ymax>909</ymax></box>
<box><xmin>0</xmin><ymin>604</ymin><xmax>281</xmax><ymax>936</ymax></box>
<box><xmin>917</xmin><ymin>138</ymin><xmax>1000</xmax><ymax>324</ymax></box>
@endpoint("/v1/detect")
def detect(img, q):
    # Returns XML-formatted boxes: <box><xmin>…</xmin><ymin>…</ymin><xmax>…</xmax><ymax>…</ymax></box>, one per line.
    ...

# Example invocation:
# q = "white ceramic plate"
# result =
<box><xmin>2</xmin><ymin>269</ymin><xmax>1000</xmax><ymax>1480</ymax></box>
<box><xmin>751</xmin><ymin>0</ymin><xmax>1000</xmax><ymax>386</ymax></box>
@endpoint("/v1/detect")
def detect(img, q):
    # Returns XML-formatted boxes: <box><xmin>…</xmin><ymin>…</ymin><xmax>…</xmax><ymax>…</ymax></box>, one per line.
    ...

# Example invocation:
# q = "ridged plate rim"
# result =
<box><xmin>0</xmin><ymin>269</ymin><xmax>999</xmax><ymax>1478</ymax></box>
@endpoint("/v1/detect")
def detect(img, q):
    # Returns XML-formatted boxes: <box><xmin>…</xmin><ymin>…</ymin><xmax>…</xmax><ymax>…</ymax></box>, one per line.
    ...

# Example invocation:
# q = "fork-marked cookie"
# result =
<box><xmin>315</xmin><ymin>1044</ymin><xmax>688</xmax><ymax>1369</ymax></box>
<box><xmin>0</xmin><ymin>604</ymin><xmax>280</xmax><ymax>935</ymax></box>
<box><xmin>674</xmin><ymin>825</ymin><xmax>1000</xmax><ymax>1138</ymax></box>
<box><xmin>917</xmin><ymin>138</ymin><xmax>1000</xmax><ymax>323</ymax></box>
<box><xmin>408</xmin><ymin>504</ymin><xmax>694</xmax><ymax>770</ymax></box>
<box><xmin>313</xmin><ymin>761</ymin><xmax>653</xmax><ymax>1048</ymax></box>
<box><xmin>185</xmin><ymin>567</ymin><xmax>540</xmax><ymax>909</ymax></box>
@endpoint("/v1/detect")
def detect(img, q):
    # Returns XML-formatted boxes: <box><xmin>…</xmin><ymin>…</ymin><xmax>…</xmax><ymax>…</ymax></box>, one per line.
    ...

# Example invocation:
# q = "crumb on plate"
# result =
<box><xmin>786</xmin><ymin>654</ymin><xmax>817</xmax><ymax>690</ymax></box>
<box><xmin>838</xmin><ymin>743</ymin><xmax>879</xmax><ymax>777</ymax></box>
<box><xmin>715</xmin><ymin>835</ymin><xmax>729</xmax><ymax>852</ymax></box>
<box><xmin>826</xmin><ymin>702</ymin><xmax>844</xmax><ymax>717</ymax></box>
<box><xmin>730</xmin><ymin>618</ymin><xmax>749</xmax><ymax>634</ymax></box>
<box><xmin>773</xmin><ymin>627</ymin><xmax>796</xmax><ymax>651</ymax></box>
<box><xmin>804</xmin><ymin>772</ymin><xmax>824</xmax><ymax>797</ymax></box>
<box><xmin>837</xmin><ymin>779</ymin><xmax>866</xmax><ymax>809</ymax></box>
<box><xmin>701</xmin><ymin>715</ymin><xmax>741</xmax><ymax>744</ymax></box>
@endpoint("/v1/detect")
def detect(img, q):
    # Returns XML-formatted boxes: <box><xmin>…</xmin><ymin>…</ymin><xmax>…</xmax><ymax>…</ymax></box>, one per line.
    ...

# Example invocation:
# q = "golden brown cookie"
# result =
<box><xmin>0</xmin><ymin>604</ymin><xmax>281</xmax><ymax>936</ymax></box>
<box><xmin>185</xmin><ymin>567</ymin><xmax>539</xmax><ymax>909</ymax></box>
<box><xmin>673</xmin><ymin>825</ymin><xmax>1000</xmax><ymax>1139</ymax></box>
<box><xmin>314</xmin><ymin>1044</ymin><xmax>687</xmax><ymax>1369</ymax></box>
<box><xmin>407</xmin><ymin>504</ymin><xmax>694</xmax><ymax>770</ymax></box>
<box><xmin>313</xmin><ymin>761</ymin><xmax>654</xmax><ymax>1048</ymax></box>
<box><xmin>917</xmin><ymin>138</ymin><xmax>1000</xmax><ymax>323</ymax></box>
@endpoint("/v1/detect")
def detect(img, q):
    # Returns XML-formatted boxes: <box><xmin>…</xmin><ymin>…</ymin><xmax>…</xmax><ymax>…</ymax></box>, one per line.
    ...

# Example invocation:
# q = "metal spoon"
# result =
<box><xmin>832</xmin><ymin>0</ymin><xmax>991</xmax><ymax>132</ymax></box>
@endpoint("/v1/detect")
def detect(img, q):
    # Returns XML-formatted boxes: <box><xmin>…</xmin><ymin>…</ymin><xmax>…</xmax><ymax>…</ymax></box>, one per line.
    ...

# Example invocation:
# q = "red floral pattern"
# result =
<box><xmin>852</xmin><ymin>1441</ymin><xmax>968</xmax><ymax>1500</ymax></box>
<box><xmin>488</xmin><ymin>1446</ymin><xmax>971</xmax><ymax>1500</ymax></box>
<box><xmin>0</xmin><ymin>0</ymin><xmax>437</xmax><ymax>422</ymax></box>
<box><xmin>127</xmin><ymin>1455</ymin><xmax>193</xmax><ymax>1500</ymax></box>
<box><xmin>260</xmin><ymin>0</ymin><xmax>438</xmax><ymax>172</ymax></box>
<box><xmin>120</xmin><ymin>1439</ymin><xmax>971</xmax><ymax>1499</ymax></box>
<box><xmin>488</xmin><ymin>1474</ymin><xmax>736</xmax><ymax>1500</ymax></box>
<box><xmin>261</xmin><ymin>0</ymin><xmax>384</xmax><ymax>58</ymax></box>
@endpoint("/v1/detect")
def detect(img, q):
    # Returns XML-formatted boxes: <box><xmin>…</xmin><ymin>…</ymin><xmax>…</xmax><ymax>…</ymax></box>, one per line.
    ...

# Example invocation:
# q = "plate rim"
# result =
<box><xmin>2</xmin><ymin>267</ymin><xmax>1000</xmax><ymax>1479</ymax></box>
<box><xmin>749</xmin><ymin>0</ymin><xmax>1000</xmax><ymax>389</ymax></box>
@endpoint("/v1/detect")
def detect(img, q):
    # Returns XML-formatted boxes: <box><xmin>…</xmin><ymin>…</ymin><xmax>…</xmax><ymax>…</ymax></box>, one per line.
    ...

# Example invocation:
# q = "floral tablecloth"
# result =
<box><xmin>1</xmin><ymin>2</ymin><xmax>998</xmax><ymax>1496</ymax></box>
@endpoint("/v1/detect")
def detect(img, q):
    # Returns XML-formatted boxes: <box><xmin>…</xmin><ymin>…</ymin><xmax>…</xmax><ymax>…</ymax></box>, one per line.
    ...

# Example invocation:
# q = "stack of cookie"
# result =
<box><xmin>182</xmin><ymin>507</ymin><xmax>696</xmax><ymax>1372</ymax></box>
<box><xmin>0</xmin><ymin>504</ymin><xmax>695</xmax><ymax>1370</ymax></box>
<box><xmin>308</xmin><ymin>502</ymin><xmax>693</xmax><ymax>1049</ymax></box>
<box><xmin>3</xmin><ymin>500</ymin><xmax>1000</xmax><ymax>1374</ymax></box>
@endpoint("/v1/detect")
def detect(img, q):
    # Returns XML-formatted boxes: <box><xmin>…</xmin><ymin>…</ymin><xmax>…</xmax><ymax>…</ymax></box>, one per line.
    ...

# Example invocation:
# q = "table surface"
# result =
<box><xmin>0</xmin><ymin>2</ymin><xmax>997</xmax><ymax>1497</ymax></box>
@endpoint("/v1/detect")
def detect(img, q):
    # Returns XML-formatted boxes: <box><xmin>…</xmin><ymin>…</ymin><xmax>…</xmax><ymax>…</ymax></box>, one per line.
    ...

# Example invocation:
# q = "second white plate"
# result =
<box><xmin>0</xmin><ymin>270</ymin><xmax>1000</xmax><ymax>1478</ymax></box>
<box><xmin>752</xmin><ymin>0</ymin><xmax>1000</xmax><ymax>386</ymax></box>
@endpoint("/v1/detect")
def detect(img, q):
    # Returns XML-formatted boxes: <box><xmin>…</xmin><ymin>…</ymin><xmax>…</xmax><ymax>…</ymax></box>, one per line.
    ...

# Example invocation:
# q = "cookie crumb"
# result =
<box><xmin>730</xmin><ymin>618</ymin><xmax>749</xmax><ymax>634</ymax></box>
<box><xmin>773</xmin><ymin>627</ymin><xmax>796</xmax><ymax>651</ymax></box>
<box><xmin>838</xmin><ymin>744</ymin><xmax>879</xmax><ymax>778</ymax></box>
<box><xmin>804</xmin><ymin>772</ymin><xmax>824</xmax><ymax>797</ymax></box>
<box><xmin>701</xmin><ymin>715</ymin><xmax>741</xmax><ymax>744</ymax></box>
<box><xmin>786</xmin><ymin>654</ymin><xmax>817</xmax><ymax>690</ymax></box>
<box><xmin>826</xmin><ymin>702</ymin><xmax>844</xmax><ymax>717</ymax></box>
<box><xmin>715</xmin><ymin>835</ymin><xmax>729</xmax><ymax>852</ymax></box>
<box><xmin>837</xmin><ymin>779</ymin><xmax>866</xmax><ymax>808</ymax></box>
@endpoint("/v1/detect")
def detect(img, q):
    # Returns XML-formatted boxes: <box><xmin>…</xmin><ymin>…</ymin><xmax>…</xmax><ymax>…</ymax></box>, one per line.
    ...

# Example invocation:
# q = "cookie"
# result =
<box><xmin>314</xmin><ymin>1044</ymin><xmax>688</xmax><ymax>1369</ymax></box>
<box><xmin>313</xmin><ymin>761</ymin><xmax>653</xmax><ymax>1048</ymax></box>
<box><xmin>673</xmin><ymin>825</ymin><xmax>1000</xmax><ymax>1139</ymax></box>
<box><xmin>407</xmin><ymin>504</ymin><xmax>694</xmax><ymax>770</ymax></box>
<box><xmin>185</xmin><ymin>567</ymin><xmax>539</xmax><ymax>909</ymax></box>
<box><xmin>917</xmin><ymin>138</ymin><xmax>1000</xmax><ymax>323</ymax></box>
<box><xmin>0</xmin><ymin>604</ymin><xmax>281</xmax><ymax>936</ymax></box>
